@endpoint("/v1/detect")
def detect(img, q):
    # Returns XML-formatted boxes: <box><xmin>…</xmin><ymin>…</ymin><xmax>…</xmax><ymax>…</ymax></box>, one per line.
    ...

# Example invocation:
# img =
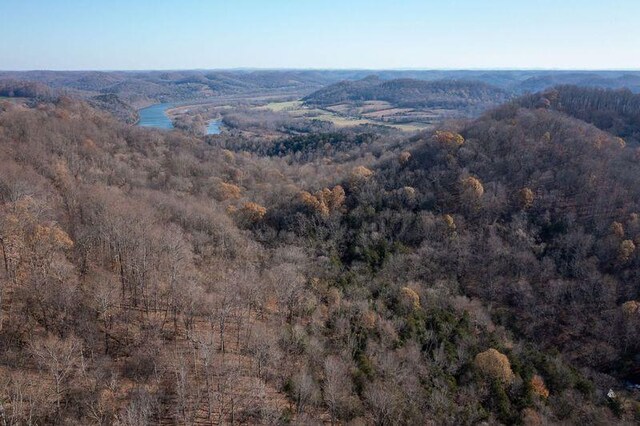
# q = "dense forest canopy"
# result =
<box><xmin>0</xmin><ymin>77</ymin><xmax>639</xmax><ymax>424</ymax></box>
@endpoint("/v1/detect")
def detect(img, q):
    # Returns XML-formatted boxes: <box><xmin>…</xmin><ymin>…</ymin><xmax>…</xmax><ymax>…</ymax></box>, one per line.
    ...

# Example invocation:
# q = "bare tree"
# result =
<box><xmin>268</xmin><ymin>263</ymin><xmax>306</xmax><ymax>324</ymax></box>
<box><xmin>29</xmin><ymin>334</ymin><xmax>82</xmax><ymax>412</ymax></box>
<box><xmin>292</xmin><ymin>366</ymin><xmax>320</xmax><ymax>416</ymax></box>
<box><xmin>323</xmin><ymin>355</ymin><xmax>352</xmax><ymax>425</ymax></box>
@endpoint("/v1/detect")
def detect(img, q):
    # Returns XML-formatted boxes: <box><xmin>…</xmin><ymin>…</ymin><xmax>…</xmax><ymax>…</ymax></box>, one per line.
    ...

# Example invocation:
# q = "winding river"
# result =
<box><xmin>137</xmin><ymin>103</ymin><xmax>222</xmax><ymax>135</ymax></box>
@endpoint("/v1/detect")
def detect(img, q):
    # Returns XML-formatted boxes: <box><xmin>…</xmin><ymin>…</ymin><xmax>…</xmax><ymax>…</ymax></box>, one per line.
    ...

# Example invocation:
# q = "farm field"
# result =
<box><xmin>257</xmin><ymin>100</ymin><xmax>436</xmax><ymax>131</ymax></box>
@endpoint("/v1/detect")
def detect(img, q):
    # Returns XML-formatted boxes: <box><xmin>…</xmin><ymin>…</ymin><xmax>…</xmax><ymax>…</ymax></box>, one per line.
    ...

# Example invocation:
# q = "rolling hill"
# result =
<box><xmin>303</xmin><ymin>76</ymin><xmax>512</xmax><ymax>110</ymax></box>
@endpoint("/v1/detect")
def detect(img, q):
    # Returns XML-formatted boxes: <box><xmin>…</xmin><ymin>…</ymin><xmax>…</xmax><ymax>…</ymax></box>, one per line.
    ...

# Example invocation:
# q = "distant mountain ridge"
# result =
<box><xmin>3</xmin><ymin>70</ymin><xmax>640</xmax><ymax>109</ymax></box>
<box><xmin>4</xmin><ymin>70</ymin><xmax>640</xmax><ymax>126</ymax></box>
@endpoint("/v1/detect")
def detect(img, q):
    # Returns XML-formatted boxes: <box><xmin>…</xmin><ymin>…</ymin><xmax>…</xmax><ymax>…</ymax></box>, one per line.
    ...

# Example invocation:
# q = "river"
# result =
<box><xmin>137</xmin><ymin>103</ymin><xmax>222</xmax><ymax>135</ymax></box>
<box><xmin>137</xmin><ymin>103</ymin><xmax>174</xmax><ymax>129</ymax></box>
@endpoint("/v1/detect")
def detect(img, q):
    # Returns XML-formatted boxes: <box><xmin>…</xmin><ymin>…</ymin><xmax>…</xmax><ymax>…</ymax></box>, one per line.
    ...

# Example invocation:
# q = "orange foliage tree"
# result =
<box><xmin>432</xmin><ymin>130</ymin><xmax>465</xmax><ymax>147</ymax></box>
<box><xmin>530</xmin><ymin>375</ymin><xmax>549</xmax><ymax>399</ymax></box>
<box><xmin>350</xmin><ymin>166</ymin><xmax>374</xmax><ymax>186</ymax></box>
<box><xmin>239</xmin><ymin>202</ymin><xmax>267</xmax><ymax>223</ymax></box>
<box><xmin>215</xmin><ymin>181</ymin><xmax>243</xmax><ymax>201</ymax></box>
<box><xmin>474</xmin><ymin>348</ymin><xmax>515</xmax><ymax>384</ymax></box>
<box><xmin>300</xmin><ymin>185</ymin><xmax>346</xmax><ymax>217</ymax></box>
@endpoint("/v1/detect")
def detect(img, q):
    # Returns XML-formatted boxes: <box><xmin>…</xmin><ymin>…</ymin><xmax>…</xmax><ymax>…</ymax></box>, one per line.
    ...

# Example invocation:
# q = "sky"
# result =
<box><xmin>1</xmin><ymin>0</ymin><xmax>639</xmax><ymax>71</ymax></box>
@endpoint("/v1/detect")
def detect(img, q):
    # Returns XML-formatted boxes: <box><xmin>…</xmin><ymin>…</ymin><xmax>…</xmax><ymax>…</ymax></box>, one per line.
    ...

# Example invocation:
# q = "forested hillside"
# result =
<box><xmin>0</xmin><ymin>70</ymin><xmax>342</xmax><ymax>109</ymax></box>
<box><xmin>0</xmin><ymin>79</ymin><xmax>55</xmax><ymax>100</ymax></box>
<box><xmin>304</xmin><ymin>77</ymin><xmax>510</xmax><ymax>110</ymax></box>
<box><xmin>0</xmin><ymin>88</ymin><xmax>639</xmax><ymax>424</ymax></box>
<box><xmin>518</xmin><ymin>73</ymin><xmax>640</xmax><ymax>94</ymax></box>
<box><xmin>4</xmin><ymin>70</ymin><xmax>640</xmax><ymax>108</ymax></box>
<box><xmin>260</xmin><ymin>98</ymin><xmax>640</xmax><ymax>423</ymax></box>
<box><xmin>517</xmin><ymin>85</ymin><xmax>640</xmax><ymax>143</ymax></box>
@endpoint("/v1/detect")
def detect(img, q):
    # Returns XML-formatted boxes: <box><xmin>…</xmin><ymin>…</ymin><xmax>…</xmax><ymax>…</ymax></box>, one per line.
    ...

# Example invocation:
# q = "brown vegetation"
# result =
<box><xmin>0</xmin><ymin>83</ymin><xmax>639</xmax><ymax>424</ymax></box>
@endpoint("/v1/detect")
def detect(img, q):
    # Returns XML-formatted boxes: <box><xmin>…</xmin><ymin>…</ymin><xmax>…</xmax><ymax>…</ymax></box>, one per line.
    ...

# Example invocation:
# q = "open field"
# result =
<box><xmin>257</xmin><ymin>100</ymin><xmax>303</xmax><ymax>111</ymax></box>
<box><xmin>361</xmin><ymin>107</ymin><xmax>415</xmax><ymax>118</ymax></box>
<box><xmin>309</xmin><ymin>113</ymin><xmax>376</xmax><ymax>127</ymax></box>
<box><xmin>255</xmin><ymin>100</ymin><xmax>434</xmax><ymax>132</ymax></box>
<box><xmin>133</xmin><ymin>93</ymin><xmax>439</xmax><ymax>135</ymax></box>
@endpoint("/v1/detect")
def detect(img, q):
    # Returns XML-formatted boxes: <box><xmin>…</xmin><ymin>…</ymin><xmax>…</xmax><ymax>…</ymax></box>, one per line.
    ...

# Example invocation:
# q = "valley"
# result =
<box><xmin>3</xmin><ymin>1</ymin><xmax>640</xmax><ymax>423</ymax></box>
<box><xmin>1</xmin><ymin>72</ymin><xmax>640</xmax><ymax>424</ymax></box>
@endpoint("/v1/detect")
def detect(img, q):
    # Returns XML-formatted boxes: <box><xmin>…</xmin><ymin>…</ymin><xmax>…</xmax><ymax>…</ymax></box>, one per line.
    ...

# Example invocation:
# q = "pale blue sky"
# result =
<box><xmin>1</xmin><ymin>0</ymin><xmax>639</xmax><ymax>70</ymax></box>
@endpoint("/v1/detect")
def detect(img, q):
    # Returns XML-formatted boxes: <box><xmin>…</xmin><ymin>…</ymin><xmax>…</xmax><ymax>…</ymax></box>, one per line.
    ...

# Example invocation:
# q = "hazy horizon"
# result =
<box><xmin>4</xmin><ymin>67</ymin><xmax>640</xmax><ymax>73</ymax></box>
<box><xmin>1</xmin><ymin>0</ymin><xmax>639</xmax><ymax>71</ymax></box>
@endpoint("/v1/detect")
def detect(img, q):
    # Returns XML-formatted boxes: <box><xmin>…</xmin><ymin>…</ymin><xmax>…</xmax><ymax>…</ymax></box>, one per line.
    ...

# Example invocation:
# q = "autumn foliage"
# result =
<box><xmin>239</xmin><ymin>201</ymin><xmax>267</xmax><ymax>223</ymax></box>
<box><xmin>611</xmin><ymin>221</ymin><xmax>625</xmax><ymax>238</ymax></box>
<box><xmin>399</xmin><ymin>286</ymin><xmax>421</xmax><ymax>310</ymax></box>
<box><xmin>299</xmin><ymin>185</ymin><xmax>345</xmax><ymax>217</ymax></box>
<box><xmin>0</xmin><ymin>197</ymin><xmax>73</xmax><ymax>284</ymax></box>
<box><xmin>215</xmin><ymin>181</ymin><xmax>243</xmax><ymax>201</ymax></box>
<box><xmin>618</xmin><ymin>239</ymin><xmax>636</xmax><ymax>262</ymax></box>
<box><xmin>350</xmin><ymin>165</ymin><xmax>374</xmax><ymax>184</ymax></box>
<box><xmin>461</xmin><ymin>176</ymin><xmax>484</xmax><ymax>199</ymax></box>
<box><xmin>0</xmin><ymin>80</ymin><xmax>638</xmax><ymax>425</ymax></box>
<box><xmin>621</xmin><ymin>300</ymin><xmax>639</xmax><ymax>316</ymax></box>
<box><xmin>530</xmin><ymin>375</ymin><xmax>550</xmax><ymax>399</ymax></box>
<box><xmin>398</xmin><ymin>151</ymin><xmax>412</xmax><ymax>165</ymax></box>
<box><xmin>432</xmin><ymin>130</ymin><xmax>465</xmax><ymax>147</ymax></box>
<box><xmin>474</xmin><ymin>349</ymin><xmax>515</xmax><ymax>384</ymax></box>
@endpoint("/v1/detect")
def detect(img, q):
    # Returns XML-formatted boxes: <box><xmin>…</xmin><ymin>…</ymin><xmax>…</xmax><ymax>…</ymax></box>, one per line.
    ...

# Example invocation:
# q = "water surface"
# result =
<box><xmin>138</xmin><ymin>103</ymin><xmax>223</xmax><ymax>135</ymax></box>
<box><xmin>207</xmin><ymin>120</ymin><xmax>222</xmax><ymax>135</ymax></box>
<box><xmin>137</xmin><ymin>103</ymin><xmax>174</xmax><ymax>129</ymax></box>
